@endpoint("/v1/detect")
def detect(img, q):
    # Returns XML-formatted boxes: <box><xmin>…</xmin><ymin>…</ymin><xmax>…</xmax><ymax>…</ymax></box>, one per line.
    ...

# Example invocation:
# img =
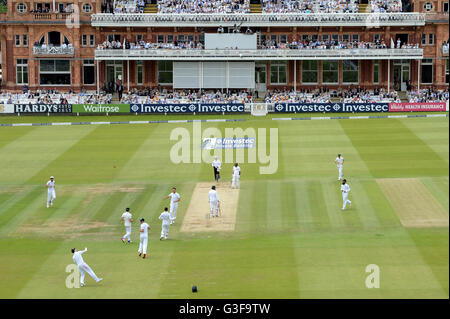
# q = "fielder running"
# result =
<box><xmin>212</xmin><ymin>156</ymin><xmax>221</xmax><ymax>182</ymax></box>
<box><xmin>71</xmin><ymin>247</ymin><xmax>102</xmax><ymax>287</ymax></box>
<box><xmin>335</xmin><ymin>154</ymin><xmax>344</xmax><ymax>181</ymax></box>
<box><xmin>163</xmin><ymin>187</ymin><xmax>181</xmax><ymax>225</ymax></box>
<box><xmin>341</xmin><ymin>179</ymin><xmax>352</xmax><ymax>210</ymax></box>
<box><xmin>232</xmin><ymin>163</ymin><xmax>241</xmax><ymax>189</ymax></box>
<box><xmin>138</xmin><ymin>218</ymin><xmax>150</xmax><ymax>259</ymax></box>
<box><xmin>121</xmin><ymin>207</ymin><xmax>133</xmax><ymax>243</ymax></box>
<box><xmin>159</xmin><ymin>207</ymin><xmax>171</xmax><ymax>240</ymax></box>
<box><xmin>46</xmin><ymin>176</ymin><xmax>56</xmax><ymax>208</ymax></box>
<box><xmin>208</xmin><ymin>185</ymin><xmax>220</xmax><ymax>217</ymax></box>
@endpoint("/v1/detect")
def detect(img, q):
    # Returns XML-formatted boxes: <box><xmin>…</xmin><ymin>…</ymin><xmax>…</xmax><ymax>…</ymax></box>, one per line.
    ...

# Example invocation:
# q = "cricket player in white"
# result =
<box><xmin>212</xmin><ymin>156</ymin><xmax>221</xmax><ymax>182</ymax></box>
<box><xmin>46</xmin><ymin>176</ymin><xmax>56</xmax><ymax>208</ymax></box>
<box><xmin>121</xmin><ymin>207</ymin><xmax>133</xmax><ymax>243</ymax></box>
<box><xmin>138</xmin><ymin>218</ymin><xmax>150</xmax><ymax>259</ymax></box>
<box><xmin>71</xmin><ymin>247</ymin><xmax>102</xmax><ymax>287</ymax></box>
<box><xmin>341</xmin><ymin>179</ymin><xmax>352</xmax><ymax>210</ymax></box>
<box><xmin>159</xmin><ymin>207</ymin><xmax>171</xmax><ymax>240</ymax></box>
<box><xmin>208</xmin><ymin>185</ymin><xmax>220</xmax><ymax>217</ymax></box>
<box><xmin>335</xmin><ymin>154</ymin><xmax>344</xmax><ymax>180</ymax></box>
<box><xmin>163</xmin><ymin>187</ymin><xmax>181</xmax><ymax>225</ymax></box>
<box><xmin>232</xmin><ymin>163</ymin><xmax>241</xmax><ymax>189</ymax></box>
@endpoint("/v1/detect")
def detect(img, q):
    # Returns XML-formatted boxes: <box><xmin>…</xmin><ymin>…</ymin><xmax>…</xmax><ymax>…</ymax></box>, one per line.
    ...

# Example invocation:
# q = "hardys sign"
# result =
<box><xmin>15</xmin><ymin>104</ymin><xmax>72</xmax><ymax>113</ymax></box>
<box><xmin>72</xmin><ymin>104</ymin><xmax>130</xmax><ymax>113</ymax></box>
<box><xmin>273</xmin><ymin>103</ymin><xmax>389</xmax><ymax>113</ymax></box>
<box><xmin>130</xmin><ymin>103</ymin><xmax>245</xmax><ymax>114</ymax></box>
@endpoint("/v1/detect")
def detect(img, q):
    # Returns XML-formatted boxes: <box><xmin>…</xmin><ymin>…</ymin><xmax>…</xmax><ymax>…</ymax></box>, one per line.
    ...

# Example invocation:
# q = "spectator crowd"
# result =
<box><xmin>100</xmin><ymin>0</ymin><xmax>405</xmax><ymax>14</ymax></box>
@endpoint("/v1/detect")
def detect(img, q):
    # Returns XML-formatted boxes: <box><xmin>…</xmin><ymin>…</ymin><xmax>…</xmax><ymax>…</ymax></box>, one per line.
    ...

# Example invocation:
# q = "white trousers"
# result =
<box><xmin>170</xmin><ymin>203</ymin><xmax>178</xmax><ymax>221</ymax></box>
<box><xmin>210</xmin><ymin>200</ymin><xmax>219</xmax><ymax>216</ymax></box>
<box><xmin>122</xmin><ymin>226</ymin><xmax>131</xmax><ymax>241</ymax></box>
<box><xmin>338</xmin><ymin>166</ymin><xmax>343</xmax><ymax>180</ymax></box>
<box><xmin>47</xmin><ymin>190</ymin><xmax>56</xmax><ymax>206</ymax></box>
<box><xmin>161</xmin><ymin>223</ymin><xmax>169</xmax><ymax>239</ymax></box>
<box><xmin>138</xmin><ymin>236</ymin><xmax>148</xmax><ymax>254</ymax></box>
<box><xmin>78</xmin><ymin>262</ymin><xmax>99</xmax><ymax>285</ymax></box>
<box><xmin>342</xmin><ymin>193</ymin><xmax>352</xmax><ymax>209</ymax></box>
<box><xmin>232</xmin><ymin>175</ymin><xmax>240</xmax><ymax>189</ymax></box>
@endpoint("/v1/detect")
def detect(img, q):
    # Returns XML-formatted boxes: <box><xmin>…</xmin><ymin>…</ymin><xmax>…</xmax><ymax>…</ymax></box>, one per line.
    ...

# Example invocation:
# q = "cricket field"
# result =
<box><xmin>0</xmin><ymin>113</ymin><xmax>448</xmax><ymax>299</ymax></box>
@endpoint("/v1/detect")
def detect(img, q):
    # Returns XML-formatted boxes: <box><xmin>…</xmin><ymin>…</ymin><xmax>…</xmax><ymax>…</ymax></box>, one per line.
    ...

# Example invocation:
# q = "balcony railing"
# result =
<box><xmin>94</xmin><ymin>48</ymin><xmax>423</xmax><ymax>61</ymax></box>
<box><xmin>91</xmin><ymin>13</ymin><xmax>425</xmax><ymax>27</ymax></box>
<box><xmin>33</xmin><ymin>46</ymin><xmax>75</xmax><ymax>55</ymax></box>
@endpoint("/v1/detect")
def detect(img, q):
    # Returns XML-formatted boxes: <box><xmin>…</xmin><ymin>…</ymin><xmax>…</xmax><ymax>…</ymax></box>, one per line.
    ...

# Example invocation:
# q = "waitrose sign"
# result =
<box><xmin>72</xmin><ymin>104</ymin><xmax>130</xmax><ymax>113</ymax></box>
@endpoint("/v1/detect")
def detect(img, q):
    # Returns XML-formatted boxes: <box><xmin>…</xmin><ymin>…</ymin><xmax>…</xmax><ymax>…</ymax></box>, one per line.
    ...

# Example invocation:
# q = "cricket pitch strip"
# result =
<box><xmin>181</xmin><ymin>182</ymin><xmax>240</xmax><ymax>232</ymax></box>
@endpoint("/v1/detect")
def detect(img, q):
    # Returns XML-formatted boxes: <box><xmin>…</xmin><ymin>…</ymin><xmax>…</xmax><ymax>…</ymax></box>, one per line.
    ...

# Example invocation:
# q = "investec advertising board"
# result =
<box><xmin>72</xmin><ymin>104</ymin><xmax>130</xmax><ymax>113</ymax></box>
<box><xmin>273</xmin><ymin>103</ymin><xmax>389</xmax><ymax>113</ymax></box>
<box><xmin>130</xmin><ymin>103</ymin><xmax>245</xmax><ymax>114</ymax></box>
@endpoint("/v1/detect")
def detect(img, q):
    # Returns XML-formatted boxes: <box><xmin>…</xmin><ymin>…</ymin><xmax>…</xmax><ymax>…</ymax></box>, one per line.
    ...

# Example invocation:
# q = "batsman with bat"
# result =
<box><xmin>208</xmin><ymin>185</ymin><xmax>220</xmax><ymax>218</ymax></box>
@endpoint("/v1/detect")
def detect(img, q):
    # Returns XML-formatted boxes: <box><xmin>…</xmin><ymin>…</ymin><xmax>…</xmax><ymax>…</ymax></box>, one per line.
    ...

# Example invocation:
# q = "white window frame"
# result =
<box><xmin>89</xmin><ymin>34</ymin><xmax>95</xmax><ymax>47</ymax></box>
<box><xmin>17</xmin><ymin>3</ymin><xmax>27</xmax><ymax>13</ymax></box>
<box><xmin>39</xmin><ymin>59</ymin><xmax>71</xmax><ymax>86</ymax></box>
<box><xmin>444</xmin><ymin>2</ymin><xmax>449</xmax><ymax>12</ymax></box>
<box><xmin>270</xmin><ymin>61</ymin><xmax>287</xmax><ymax>85</ymax></box>
<box><xmin>82</xmin><ymin>3</ymin><xmax>92</xmax><ymax>13</ymax></box>
<box><xmin>429</xmin><ymin>34</ymin><xmax>435</xmax><ymax>45</ymax></box>
<box><xmin>342</xmin><ymin>60</ymin><xmax>359</xmax><ymax>85</ymax></box>
<box><xmin>83</xmin><ymin>59</ymin><xmax>95</xmax><ymax>85</ymax></box>
<box><xmin>16</xmin><ymin>59</ymin><xmax>29</xmax><ymax>85</ymax></box>
<box><xmin>82</xmin><ymin>34</ymin><xmax>87</xmax><ymax>46</ymax></box>
<box><xmin>137</xmin><ymin>61</ymin><xmax>144</xmax><ymax>86</ymax></box>
<box><xmin>22</xmin><ymin>34</ymin><xmax>28</xmax><ymax>47</ymax></box>
<box><xmin>373</xmin><ymin>60</ymin><xmax>380</xmax><ymax>84</ymax></box>
<box><xmin>421</xmin><ymin>59</ymin><xmax>433</xmax><ymax>84</ymax></box>
<box><xmin>15</xmin><ymin>35</ymin><xmax>21</xmax><ymax>47</ymax></box>
<box><xmin>301</xmin><ymin>60</ymin><xmax>318</xmax><ymax>84</ymax></box>
<box><xmin>322</xmin><ymin>60</ymin><xmax>339</xmax><ymax>85</ymax></box>
<box><xmin>424</xmin><ymin>2</ymin><xmax>433</xmax><ymax>11</ymax></box>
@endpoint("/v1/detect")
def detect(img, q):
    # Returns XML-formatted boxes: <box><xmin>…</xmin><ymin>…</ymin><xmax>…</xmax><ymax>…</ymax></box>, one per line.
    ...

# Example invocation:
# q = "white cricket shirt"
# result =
<box><xmin>159</xmin><ymin>211</ymin><xmax>171</xmax><ymax>226</ymax></box>
<box><xmin>233</xmin><ymin>166</ymin><xmax>241</xmax><ymax>177</ymax></box>
<box><xmin>168</xmin><ymin>192</ymin><xmax>180</xmax><ymax>206</ymax></box>
<box><xmin>335</xmin><ymin>157</ymin><xmax>344</xmax><ymax>168</ymax></box>
<box><xmin>341</xmin><ymin>184</ymin><xmax>351</xmax><ymax>194</ymax></box>
<box><xmin>140</xmin><ymin>222</ymin><xmax>150</xmax><ymax>237</ymax></box>
<box><xmin>47</xmin><ymin>180</ymin><xmax>55</xmax><ymax>191</ymax></box>
<box><xmin>209</xmin><ymin>189</ymin><xmax>219</xmax><ymax>202</ymax></box>
<box><xmin>73</xmin><ymin>249</ymin><xmax>86</xmax><ymax>266</ymax></box>
<box><xmin>121</xmin><ymin>212</ymin><xmax>132</xmax><ymax>227</ymax></box>
<box><xmin>212</xmin><ymin>160</ymin><xmax>221</xmax><ymax>169</ymax></box>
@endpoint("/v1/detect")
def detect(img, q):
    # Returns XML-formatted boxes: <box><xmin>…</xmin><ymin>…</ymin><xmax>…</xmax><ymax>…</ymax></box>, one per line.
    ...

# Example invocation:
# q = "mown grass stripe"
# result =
<box><xmin>91</xmin><ymin>190</ymin><xmax>130</xmax><ymax>222</ymax></box>
<box><xmin>235</xmin><ymin>182</ymin><xmax>254</xmax><ymax>233</ymax></box>
<box><xmin>102</xmin><ymin>191</ymin><xmax>143</xmax><ymax>235</ymax></box>
<box><xmin>280</xmin><ymin>181</ymin><xmax>296</xmax><ymax>230</ymax></box>
<box><xmin>360</xmin><ymin>180</ymin><xmax>402</xmax><ymax>228</ymax></box>
<box><xmin>0</xmin><ymin>188</ymin><xmax>47</xmax><ymax>236</ymax></box>
<box><xmin>420</xmin><ymin>177</ymin><xmax>449</xmax><ymax>213</ymax></box>
<box><xmin>321</xmin><ymin>180</ymin><xmax>347</xmax><ymax>230</ymax></box>
<box><xmin>293</xmin><ymin>182</ymin><xmax>314</xmax><ymax>232</ymax></box>
<box><xmin>347</xmin><ymin>180</ymin><xmax>382</xmax><ymax>231</ymax></box>
<box><xmin>249</xmin><ymin>181</ymin><xmax>268</xmax><ymax>232</ymax></box>
<box><xmin>307</xmin><ymin>181</ymin><xmax>332</xmax><ymax>231</ymax></box>
<box><xmin>266</xmin><ymin>180</ymin><xmax>282</xmax><ymax>232</ymax></box>
<box><xmin>0</xmin><ymin>186</ymin><xmax>40</xmax><ymax>228</ymax></box>
<box><xmin>0</xmin><ymin>126</ymin><xmax>96</xmax><ymax>185</ymax></box>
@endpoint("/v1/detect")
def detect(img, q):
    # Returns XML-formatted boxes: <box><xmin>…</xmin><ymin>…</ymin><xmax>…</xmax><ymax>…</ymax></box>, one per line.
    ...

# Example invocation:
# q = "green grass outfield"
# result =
<box><xmin>0</xmin><ymin>114</ymin><xmax>448</xmax><ymax>298</ymax></box>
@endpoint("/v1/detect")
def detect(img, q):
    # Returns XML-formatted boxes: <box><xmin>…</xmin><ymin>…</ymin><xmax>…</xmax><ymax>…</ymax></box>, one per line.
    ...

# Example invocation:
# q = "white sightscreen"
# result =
<box><xmin>205</xmin><ymin>34</ymin><xmax>257</xmax><ymax>50</ymax></box>
<box><xmin>173</xmin><ymin>62</ymin><xmax>255</xmax><ymax>89</ymax></box>
<box><xmin>173</xmin><ymin>62</ymin><xmax>200</xmax><ymax>88</ymax></box>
